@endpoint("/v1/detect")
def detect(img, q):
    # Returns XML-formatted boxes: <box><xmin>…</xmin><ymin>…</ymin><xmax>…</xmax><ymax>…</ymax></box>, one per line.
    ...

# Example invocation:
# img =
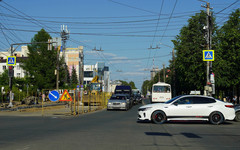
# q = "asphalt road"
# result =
<box><xmin>0</xmin><ymin>99</ymin><xmax>240</xmax><ymax>150</ymax></box>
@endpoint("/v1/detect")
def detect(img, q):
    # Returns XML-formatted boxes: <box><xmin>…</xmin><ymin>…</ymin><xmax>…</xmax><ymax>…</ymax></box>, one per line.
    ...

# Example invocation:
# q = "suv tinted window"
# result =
<box><xmin>191</xmin><ymin>97</ymin><xmax>216</xmax><ymax>104</ymax></box>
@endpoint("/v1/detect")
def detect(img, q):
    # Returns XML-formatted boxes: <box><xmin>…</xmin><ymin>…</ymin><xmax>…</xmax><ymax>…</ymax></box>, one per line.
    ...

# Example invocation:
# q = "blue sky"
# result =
<box><xmin>0</xmin><ymin>0</ymin><xmax>239</xmax><ymax>89</ymax></box>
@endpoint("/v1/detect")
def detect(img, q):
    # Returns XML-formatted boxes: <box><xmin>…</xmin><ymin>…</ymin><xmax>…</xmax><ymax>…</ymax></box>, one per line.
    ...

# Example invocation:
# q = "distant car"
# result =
<box><xmin>234</xmin><ymin>104</ymin><xmax>240</xmax><ymax>122</ymax></box>
<box><xmin>107</xmin><ymin>94</ymin><xmax>130</xmax><ymax>111</ymax></box>
<box><xmin>138</xmin><ymin>95</ymin><xmax>235</xmax><ymax>125</ymax></box>
<box><xmin>114</xmin><ymin>85</ymin><xmax>134</xmax><ymax>106</ymax></box>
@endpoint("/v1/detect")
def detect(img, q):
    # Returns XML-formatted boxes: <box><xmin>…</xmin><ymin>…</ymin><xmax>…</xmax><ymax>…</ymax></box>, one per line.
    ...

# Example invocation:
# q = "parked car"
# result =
<box><xmin>138</xmin><ymin>95</ymin><xmax>235</xmax><ymax>125</ymax></box>
<box><xmin>234</xmin><ymin>104</ymin><xmax>240</xmax><ymax>121</ymax></box>
<box><xmin>107</xmin><ymin>94</ymin><xmax>130</xmax><ymax>111</ymax></box>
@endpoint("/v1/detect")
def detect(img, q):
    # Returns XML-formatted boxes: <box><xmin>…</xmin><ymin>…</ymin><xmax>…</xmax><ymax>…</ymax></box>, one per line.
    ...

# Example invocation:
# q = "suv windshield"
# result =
<box><xmin>110</xmin><ymin>96</ymin><xmax>126</xmax><ymax>100</ymax></box>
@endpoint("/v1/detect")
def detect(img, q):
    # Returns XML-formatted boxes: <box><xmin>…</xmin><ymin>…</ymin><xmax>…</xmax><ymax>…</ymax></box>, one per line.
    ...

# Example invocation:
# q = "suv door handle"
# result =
<box><xmin>186</xmin><ymin>106</ymin><xmax>192</xmax><ymax>108</ymax></box>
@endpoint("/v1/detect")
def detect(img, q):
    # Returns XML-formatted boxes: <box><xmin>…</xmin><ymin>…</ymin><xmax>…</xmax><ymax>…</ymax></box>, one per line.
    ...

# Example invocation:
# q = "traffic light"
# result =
<box><xmin>8</xmin><ymin>66</ymin><xmax>14</xmax><ymax>77</ymax></box>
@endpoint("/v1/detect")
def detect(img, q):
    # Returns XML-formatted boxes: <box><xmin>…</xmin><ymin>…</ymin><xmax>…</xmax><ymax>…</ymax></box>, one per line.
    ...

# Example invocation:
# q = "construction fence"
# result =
<box><xmin>0</xmin><ymin>89</ymin><xmax>111</xmax><ymax>117</ymax></box>
<box><xmin>40</xmin><ymin>89</ymin><xmax>111</xmax><ymax>116</ymax></box>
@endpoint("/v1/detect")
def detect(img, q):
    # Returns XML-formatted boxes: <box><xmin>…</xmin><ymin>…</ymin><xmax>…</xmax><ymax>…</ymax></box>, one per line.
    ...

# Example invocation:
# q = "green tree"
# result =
<box><xmin>71</xmin><ymin>66</ymin><xmax>78</xmax><ymax>88</ymax></box>
<box><xmin>0</xmin><ymin>69</ymin><xmax>9</xmax><ymax>86</ymax></box>
<box><xmin>172</xmin><ymin>10</ymin><xmax>217</xmax><ymax>94</ymax></box>
<box><xmin>119</xmin><ymin>80</ymin><xmax>129</xmax><ymax>86</ymax></box>
<box><xmin>129</xmin><ymin>81</ymin><xmax>137</xmax><ymax>89</ymax></box>
<box><xmin>214</xmin><ymin>9</ymin><xmax>240</xmax><ymax>99</ymax></box>
<box><xmin>21</xmin><ymin>29</ymin><xmax>59</xmax><ymax>90</ymax></box>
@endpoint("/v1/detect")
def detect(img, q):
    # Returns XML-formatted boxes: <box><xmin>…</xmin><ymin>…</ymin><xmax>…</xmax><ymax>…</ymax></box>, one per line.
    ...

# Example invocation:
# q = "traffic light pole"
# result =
<box><xmin>8</xmin><ymin>45</ymin><xmax>14</xmax><ymax>107</ymax></box>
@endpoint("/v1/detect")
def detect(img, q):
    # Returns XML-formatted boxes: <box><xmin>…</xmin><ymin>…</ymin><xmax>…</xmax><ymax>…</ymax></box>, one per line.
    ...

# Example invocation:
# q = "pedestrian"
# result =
<box><xmin>233</xmin><ymin>96</ymin><xmax>237</xmax><ymax>105</ymax></box>
<box><xmin>11</xmin><ymin>92</ymin><xmax>14</xmax><ymax>102</ymax></box>
<box><xmin>42</xmin><ymin>92</ymin><xmax>46</xmax><ymax>102</ymax></box>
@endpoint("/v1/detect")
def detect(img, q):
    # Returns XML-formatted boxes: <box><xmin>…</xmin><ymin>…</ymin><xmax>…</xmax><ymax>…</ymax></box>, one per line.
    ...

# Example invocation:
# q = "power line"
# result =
<box><xmin>215</xmin><ymin>0</ymin><xmax>240</xmax><ymax>14</ymax></box>
<box><xmin>151</xmin><ymin>0</ymin><xmax>165</xmax><ymax>45</ymax></box>
<box><xmin>87</xmin><ymin>53</ymin><xmax>171</xmax><ymax>61</ymax></box>
<box><xmin>108</xmin><ymin>0</ymin><xmax>158</xmax><ymax>15</ymax></box>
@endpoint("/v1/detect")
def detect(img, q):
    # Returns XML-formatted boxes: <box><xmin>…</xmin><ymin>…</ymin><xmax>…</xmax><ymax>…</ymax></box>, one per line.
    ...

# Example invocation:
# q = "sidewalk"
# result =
<box><xmin>0</xmin><ymin>103</ymin><xmax>106</xmax><ymax>117</ymax></box>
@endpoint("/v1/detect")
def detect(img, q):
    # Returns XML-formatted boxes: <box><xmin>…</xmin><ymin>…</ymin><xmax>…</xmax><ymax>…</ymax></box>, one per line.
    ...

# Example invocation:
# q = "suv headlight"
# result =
<box><xmin>138</xmin><ymin>107</ymin><xmax>152</xmax><ymax>111</ymax></box>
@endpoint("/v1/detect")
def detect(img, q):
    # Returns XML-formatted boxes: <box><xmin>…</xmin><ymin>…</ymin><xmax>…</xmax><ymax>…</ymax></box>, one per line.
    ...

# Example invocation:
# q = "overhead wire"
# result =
<box><xmin>216</xmin><ymin>2</ymin><xmax>240</xmax><ymax>25</ymax></box>
<box><xmin>145</xmin><ymin>0</ymin><xmax>165</xmax><ymax>74</ymax></box>
<box><xmin>215</xmin><ymin>0</ymin><xmax>240</xmax><ymax>14</ymax></box>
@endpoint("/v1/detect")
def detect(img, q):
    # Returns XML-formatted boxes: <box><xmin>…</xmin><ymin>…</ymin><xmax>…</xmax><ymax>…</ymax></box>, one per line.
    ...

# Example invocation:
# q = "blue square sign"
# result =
<box><xmin>203</xmin><ymin>50</ymin><xmax>214</xmax><ymax>61</ymax></box>
<box><xmin>6</xmin><ymin>56</ymin><xmax>16</xmax><ymax>66</ymax></box>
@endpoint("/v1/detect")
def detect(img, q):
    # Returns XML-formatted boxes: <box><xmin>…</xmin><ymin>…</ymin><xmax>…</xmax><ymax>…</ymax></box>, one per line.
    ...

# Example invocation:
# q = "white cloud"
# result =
<box><xmin>121</xmin><ymin>72</ymin><xmax>146</xmax><ymax>76</ymax></box>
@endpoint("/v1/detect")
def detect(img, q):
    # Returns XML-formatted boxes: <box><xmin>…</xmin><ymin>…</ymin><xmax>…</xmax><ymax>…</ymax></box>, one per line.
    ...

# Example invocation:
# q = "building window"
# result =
<box><xmin>17</xmin><ymin>73</ymin><xmax>21</xmax><ymax>78</ymax></box>
<box><xmin>84</xmin><ymin>71</ymin><xmax>93</xmax><ymax>77</ymax></box>
<box><xmin>17</xmin><ymin>65</ymin><xmax>20</xmax><ymax>70</ymax></box>
<box><xmin>3</xmin><ymin>66</ymin><xmax>6</xmax><ymax>70</ymax></box>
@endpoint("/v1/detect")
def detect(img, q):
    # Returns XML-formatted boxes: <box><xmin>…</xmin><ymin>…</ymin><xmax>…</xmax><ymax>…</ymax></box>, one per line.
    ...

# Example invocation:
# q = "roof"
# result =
<box><xmin>111</xmin><ymin>94</ymin><xmax>128</xmax><ymax>97</ymax></box>
<box><xmin>153</xmin><ymin>82</ymin><xmax>171</xmax><ymax>86</ymax></box>
<box><xmin>115</xmin><ymin>85</ymin><xmax>131</xmax><ymax>90</ymax></box>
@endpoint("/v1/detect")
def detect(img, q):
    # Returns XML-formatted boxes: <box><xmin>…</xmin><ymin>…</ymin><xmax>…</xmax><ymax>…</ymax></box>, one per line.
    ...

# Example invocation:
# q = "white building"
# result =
<box><xmin>0</xmin><ymin>46</ymin><xmax>28</xmax><ymax>78</ymax></box>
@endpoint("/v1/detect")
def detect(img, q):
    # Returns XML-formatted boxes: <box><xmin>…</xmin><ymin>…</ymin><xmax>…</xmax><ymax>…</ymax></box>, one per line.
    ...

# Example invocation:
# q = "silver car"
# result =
<box><xmin>107</xmin><ymin>94</ymin><xmax>130</xmax><ymax>111</ymax></box>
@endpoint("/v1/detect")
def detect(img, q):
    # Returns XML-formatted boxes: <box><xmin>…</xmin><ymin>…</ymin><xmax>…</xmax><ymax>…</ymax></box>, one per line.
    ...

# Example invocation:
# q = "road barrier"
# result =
<box><xmin>40</xmin><ymin>89</ymin><xmax>111</xmax><ymax>117</ymax></box>
<box><xmin>1</xmin><ymin>89</ymin><xmax>111</xmax><ymax>117</ymax></box>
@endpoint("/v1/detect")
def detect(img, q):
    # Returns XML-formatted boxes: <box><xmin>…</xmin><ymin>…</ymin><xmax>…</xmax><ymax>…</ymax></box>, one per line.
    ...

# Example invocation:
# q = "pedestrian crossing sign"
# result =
<box><xmin>59</xmin><ymin>90</ymin><xmax>72</xmax><ymax>101</ymax></box>
<box><xmin>203</xmin><ymin>50</ymin><xmax>214</xmax><ymax>61</ymax></box>
<box><xmin>6</xmin><ymin>56</ymin><xmax>16</xmax><ymax>66</ymax></box>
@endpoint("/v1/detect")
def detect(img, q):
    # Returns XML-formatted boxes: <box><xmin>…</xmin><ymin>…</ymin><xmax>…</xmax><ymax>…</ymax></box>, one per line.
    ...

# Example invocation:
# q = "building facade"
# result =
<box><xmin>0</xmin><ymin>46</ymin><xmax>28</xmax><ymax>78</ymax></box>
<box><xmin>0</xmin><ymin>45</ymin><xmax>111</xmax><ymax>92</ymax></box>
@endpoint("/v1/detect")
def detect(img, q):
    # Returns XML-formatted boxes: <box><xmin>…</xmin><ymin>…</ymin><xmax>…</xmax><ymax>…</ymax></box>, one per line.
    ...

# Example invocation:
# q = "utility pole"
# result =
<box><xmin>163</xmin><ymin>64</ymin><xmax>165</xmax><ymax>83</ymax></box>
<box><xmin>56</xmin><ymin>46</ymin><xmax>60</xmax><ymax>91</ymax></box>
<box><xmin>61</xmin><ymin>25</ymin><xmax>69</xmax><ymax>58</ymax></box>
<box><xmin>61</xmin><ymin>25</ymin><xmax>70</xmax><ymax>84</ymax></box>
<box><xmin>8</xmin><ymin>45</ymin><xmax>14</xmax><ymax>107</ymax></box>
<box><xmin>201</xmin><ymin>1</ymin><xmax>213</xmax><ymax>96</ymax></box>
<box><xmin>79</xmin><ymin>46</ymin><xmax>84</xmax><ymax>86</ymax></box>
<box><xmin>79</xmin><ymin>46</ymin><xmax>84</xmax><ymax>105</ymax></box>
<box><xmin>148</xmin><ymin>45</ymin><xmax>161</xmax><ymax>82</ymax></box>
<box><xmin>172</xmin><ymin>48</ymin><xmax>176</xmax><ymax>97</ymax></box>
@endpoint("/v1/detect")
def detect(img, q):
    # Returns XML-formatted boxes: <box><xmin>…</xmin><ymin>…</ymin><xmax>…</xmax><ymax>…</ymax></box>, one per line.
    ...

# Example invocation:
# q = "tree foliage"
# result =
<box><xmin>21</xmin><ymin>29</ymin><xmax>65</xmax><ymax>90</ymax></box>
<box><xmin>214</xmin><ymin>9</ymin><xmax>240</xmax><ymax>97</ymax></box>
<box><xmin>172</xmin><ymin>10</ymin><xmax>216</xmax><ymax>94</ymax></box>
<box><xmin>70</xmin><ymin>66</ymin><xmax>78</xmax><ymax>88</ymax></box>
<box><xmin>119</xmin><ymin>80</ymin><xmax>137</xmax><ymax>89</ymax></box>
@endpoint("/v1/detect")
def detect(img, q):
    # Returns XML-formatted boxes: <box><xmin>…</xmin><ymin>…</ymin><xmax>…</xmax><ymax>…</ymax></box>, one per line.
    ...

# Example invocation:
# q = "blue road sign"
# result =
<box><xmin>203</xmin><ymin>50</ymin><xmax>214</xmax><ymax>61</ymax></box>
<box><xmin>48</xmin><ymin>90</ymin><xmax>60</xmax><ymax>102</ymax></box>
<box><xmin>6</xmin><ymin>56</ymin><xmax>16</xmax><ymax>66</ymax></box>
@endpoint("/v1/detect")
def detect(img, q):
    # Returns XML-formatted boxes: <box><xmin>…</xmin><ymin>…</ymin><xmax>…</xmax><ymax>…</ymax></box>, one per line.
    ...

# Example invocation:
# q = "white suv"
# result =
<box><xmin>138</xmin><ymin>95</ymin><xmax>235</xmax><ymax>125</ymax></box>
